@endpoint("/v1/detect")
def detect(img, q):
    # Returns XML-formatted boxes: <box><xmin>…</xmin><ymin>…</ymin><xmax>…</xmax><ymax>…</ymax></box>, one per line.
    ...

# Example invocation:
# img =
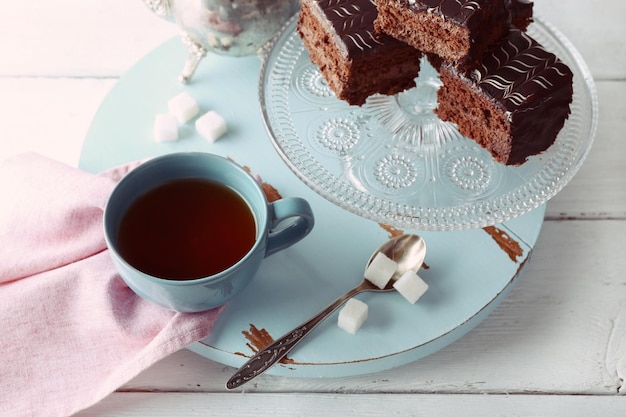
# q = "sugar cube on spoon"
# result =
<box><xmin>364</xmin><ymin>252</ymin><xmax>398</xmax><ymax>289</ymax></box>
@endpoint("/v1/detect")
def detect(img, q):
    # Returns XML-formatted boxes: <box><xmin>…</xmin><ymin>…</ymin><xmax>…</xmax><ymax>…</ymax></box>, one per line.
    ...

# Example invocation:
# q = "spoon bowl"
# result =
<box><xmin>226</xmin><ymin>234</ymin><xmax>427</xmax><ymax>389</ymax></box>
<box><xmin>366</xmin><ymin>233</ymin><xmax>427</xmax><ymax>290</ymax></box>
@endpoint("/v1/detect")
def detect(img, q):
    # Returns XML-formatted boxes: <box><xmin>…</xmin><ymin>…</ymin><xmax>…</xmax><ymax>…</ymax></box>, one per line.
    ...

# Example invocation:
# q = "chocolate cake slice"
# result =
<box><xmin>433</xmin><ymin>28</ymin><xmax>574</xmax><ymax>165</ymax></box>
<box><xmin>375</xmin><ymin>0</ymin><xmax>510</xmax><ymax>71</ymax></box>
<box><xmin>297</xmin><ymin>0</ymin><xmax>422</xmax><ymax>106</ymax></box>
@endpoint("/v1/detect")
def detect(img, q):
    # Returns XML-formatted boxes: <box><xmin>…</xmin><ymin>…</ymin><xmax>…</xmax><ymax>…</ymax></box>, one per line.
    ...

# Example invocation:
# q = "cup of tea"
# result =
<box><xmin>103</xmin><ymin>152</ymin><xmax>315</xmax><ymax>312</ymax></box>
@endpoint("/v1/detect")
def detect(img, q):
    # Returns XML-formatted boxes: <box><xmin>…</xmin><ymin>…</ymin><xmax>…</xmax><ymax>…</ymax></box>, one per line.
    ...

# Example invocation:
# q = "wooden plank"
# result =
<box><xmin>0</xmin><ymin>78</ymin><xmax>115</xmax><ymax>166</ymax></box>
<box><xmin>532</xmin><ymin>1</ymin><xmax>626</xmax><ymax>80</ymax></box>
<box><xmin>546</xmin><ymin>81</ymin><xmax>626</xmax><ymax>219</ymax></box>
<box><xmin>120</xmin><ymin>220</ymin><xmax>626</xmax><ymax>395</ymax></box>
<box><xmin>75</xmin><ymin>392</ymin><xmax>626</xmax><ymax>417</ymax></box>
<box><xmin>0</xmin><ymin>0</ymin><xmax>177</xmax><ymax>77</ymax></box>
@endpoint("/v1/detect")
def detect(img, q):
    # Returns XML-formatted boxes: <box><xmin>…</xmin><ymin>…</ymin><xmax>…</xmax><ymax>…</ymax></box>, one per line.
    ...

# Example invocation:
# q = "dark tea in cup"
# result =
<box><xmin>104</xmin><ymin>152</ymin><xmax>314</xmax><ymax>312</ymax></box>
<box><xmin>117</xmin><ymin>178</ymin><xmax>256</xmax><ymax>280</ymax></box>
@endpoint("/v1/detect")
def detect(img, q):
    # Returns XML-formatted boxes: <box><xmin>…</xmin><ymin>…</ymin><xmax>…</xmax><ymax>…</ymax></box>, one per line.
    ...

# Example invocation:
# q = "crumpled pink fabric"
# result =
<box><xmin>0</xmin><ymin>154</ymin><xmax>224</xmax><ymax>417</ymax></box>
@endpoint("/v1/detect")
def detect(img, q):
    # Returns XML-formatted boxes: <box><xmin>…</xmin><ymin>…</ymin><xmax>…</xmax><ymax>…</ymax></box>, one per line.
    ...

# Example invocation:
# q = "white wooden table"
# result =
<box><xmin>2</xmin><ymin>1</ymin><xmax>625</xmax><ymax>415</ymax></box>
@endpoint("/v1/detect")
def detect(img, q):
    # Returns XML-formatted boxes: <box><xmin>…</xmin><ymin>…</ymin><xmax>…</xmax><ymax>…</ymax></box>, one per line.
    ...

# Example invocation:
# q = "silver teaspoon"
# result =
<box><xmin>225</xmin><ymin>233</ymin><xmax>427</xmax><ymax>390</ymax></box>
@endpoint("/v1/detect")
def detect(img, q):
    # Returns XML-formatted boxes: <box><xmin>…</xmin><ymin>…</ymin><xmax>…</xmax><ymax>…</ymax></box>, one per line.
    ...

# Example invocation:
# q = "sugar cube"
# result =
<box><xmin>364</xmin><ymin>252</ymin><xmax>398</xmax><ymax>289</ymax></box>
<box><xmin>393</xmin><ymin>270</ymin><xmax>429</xmax><ymax>304</ymax></box>
<box><xmin>168</xmin><ymin>92</ymin><xmax>199</xmax><ymax>123</ymax></box>
<box><xmin>153</xmin><ymin>113</ymin><xmax>178</xmax><ymax>142</ymax></box>
<box><xmin>337</xmin><ymin>298</ymin><xmax>369</xmax><ymax>334</ymax></box>
<box><xmin>195</xmin><ymin>111</ymin><xmax>228</xmax><ymax>143</ymax></box>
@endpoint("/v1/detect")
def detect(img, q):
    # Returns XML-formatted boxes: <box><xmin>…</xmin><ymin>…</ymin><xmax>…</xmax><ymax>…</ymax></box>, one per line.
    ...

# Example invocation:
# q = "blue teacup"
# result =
<box><xmin>104</xmin><ymin>152</ymin><xmax>314</xmax><ymax>312</ymax></box>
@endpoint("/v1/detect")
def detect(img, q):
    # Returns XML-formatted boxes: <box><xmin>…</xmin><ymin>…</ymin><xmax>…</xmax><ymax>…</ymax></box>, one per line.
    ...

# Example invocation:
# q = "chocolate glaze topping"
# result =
<box><xmin>469</xmin><ymin>28</ymin><xmax>573</xmax><ymax>115</ymax></box>
<box><xmin>402</xmin><ymin>0</ymin><xmax>497</xmax><ymax>28</ymax></box>
<box><xmin>318</xmin><ymin>0</ymin><xmax>406</xmax><ymax>56</ymax></box>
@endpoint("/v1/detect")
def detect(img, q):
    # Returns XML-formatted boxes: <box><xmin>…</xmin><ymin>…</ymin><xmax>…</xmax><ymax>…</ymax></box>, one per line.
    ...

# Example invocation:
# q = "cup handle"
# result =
<box><xmin>265</xmin><ymin>198</ymin><xmax>315</xmax><ymax>257</ymax></box>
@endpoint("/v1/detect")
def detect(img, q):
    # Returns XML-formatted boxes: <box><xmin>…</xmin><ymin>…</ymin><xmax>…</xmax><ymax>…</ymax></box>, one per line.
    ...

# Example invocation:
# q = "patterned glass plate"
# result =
<box><xmin>259</xmin><ymin>16</ymin><xmax>598</xmax><ymax>231</ymax></box>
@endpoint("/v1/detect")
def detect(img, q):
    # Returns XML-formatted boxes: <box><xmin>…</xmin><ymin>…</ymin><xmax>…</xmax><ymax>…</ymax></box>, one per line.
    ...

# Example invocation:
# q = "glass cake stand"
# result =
<box><xmin>259</xmin><ymin>16</ymin><xmax>598</xmax><ymax>231</ymax></box>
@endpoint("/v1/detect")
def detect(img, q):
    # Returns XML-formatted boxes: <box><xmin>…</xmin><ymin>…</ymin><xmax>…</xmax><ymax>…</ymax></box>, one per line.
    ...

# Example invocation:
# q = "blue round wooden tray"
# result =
<box><xmin>80</xmin><ymin>38</ymin><xmax>545</xmax><ymax>378</ymax></box>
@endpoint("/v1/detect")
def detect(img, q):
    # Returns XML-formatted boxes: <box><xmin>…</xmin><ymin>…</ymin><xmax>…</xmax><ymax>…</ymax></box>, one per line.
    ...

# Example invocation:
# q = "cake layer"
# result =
<box><xmin>297</xmin><ymin>0</ymin><xmax>422</xmax><ymax>106</ymax></box>
<box><xmin>434</xmin><ymin>28</ymin><xmax>574</xmax><ymax>165</ymax></box>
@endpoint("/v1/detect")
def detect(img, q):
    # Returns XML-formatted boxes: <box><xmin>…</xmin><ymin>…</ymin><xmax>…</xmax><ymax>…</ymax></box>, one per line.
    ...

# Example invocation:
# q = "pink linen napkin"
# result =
<box><xmin>0</xmin><ymin>153</ymin><xmax>224</xmax><ymax>417</ymax></box>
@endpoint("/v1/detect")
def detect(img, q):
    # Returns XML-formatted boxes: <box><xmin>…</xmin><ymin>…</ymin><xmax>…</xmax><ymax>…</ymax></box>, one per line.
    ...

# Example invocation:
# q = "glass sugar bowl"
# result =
<box><xmin>143</xmin><ymin>0</ymin><xmax>299</xmax><ymax>82</ymax></box>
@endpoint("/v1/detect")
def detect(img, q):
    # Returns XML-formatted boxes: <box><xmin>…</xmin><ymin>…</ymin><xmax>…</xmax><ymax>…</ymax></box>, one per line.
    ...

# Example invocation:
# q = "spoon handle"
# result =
<box><xmin>225</xmin><ymin>284</ymin><xmax>365</xmax><ymax>389</ymax></box>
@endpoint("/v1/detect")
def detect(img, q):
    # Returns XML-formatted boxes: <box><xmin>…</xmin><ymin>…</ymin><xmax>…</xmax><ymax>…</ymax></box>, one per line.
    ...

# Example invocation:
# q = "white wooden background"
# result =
<box><xmin>1</xmin><ymin>1</ymin><xmax>625</xmax><ymax>415</ymax></box>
